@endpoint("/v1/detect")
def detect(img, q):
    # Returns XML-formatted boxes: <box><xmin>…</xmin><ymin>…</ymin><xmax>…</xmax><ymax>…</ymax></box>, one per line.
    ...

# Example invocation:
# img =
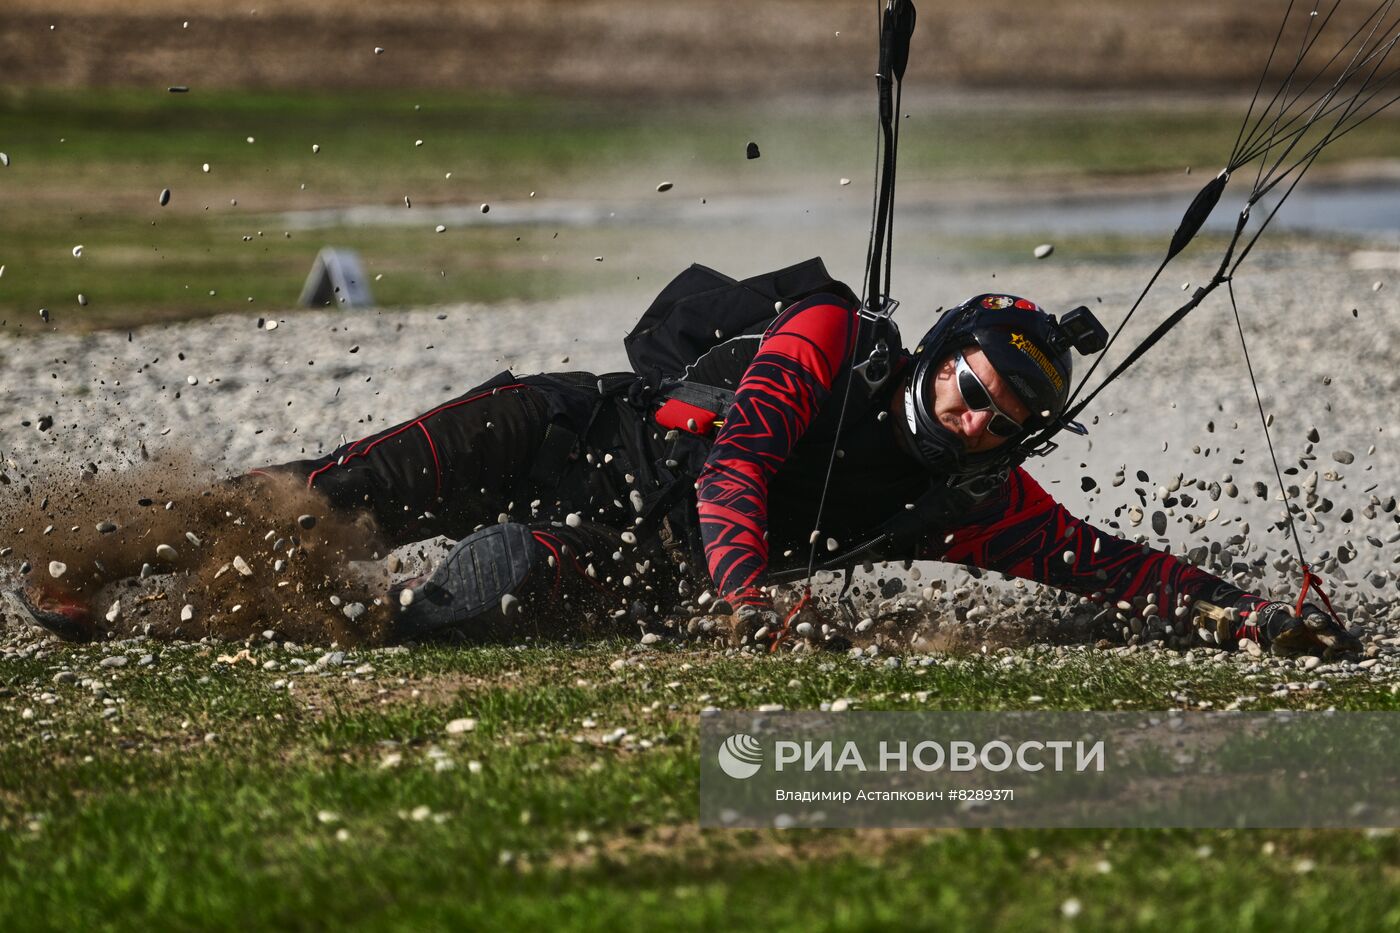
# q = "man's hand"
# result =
<box><xmin>1218</xmin><ymin>600</ymin><xmax>1362</xmax><ymax>657</ymax></box>
<box><xmin>1263</xmin><ymin>602</ymin><xmax>1364</xmax><ymax>658</ymax></box>
<box><xmin>729</xmin><ymin>601</ymin><xmax>783</xmax><ymax>649</ymax></box>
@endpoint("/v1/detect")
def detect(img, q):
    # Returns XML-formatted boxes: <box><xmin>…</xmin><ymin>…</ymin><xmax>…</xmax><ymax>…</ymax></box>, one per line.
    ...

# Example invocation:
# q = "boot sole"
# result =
<box><xmin>3</xmin><ymin>589</ymin><xmax>92</xmax><ymax>643</ymax></box>
<box><xmin>395</xmin><ymin>523</ymin><xmax>537</xmax><ymax>636</ymax></box>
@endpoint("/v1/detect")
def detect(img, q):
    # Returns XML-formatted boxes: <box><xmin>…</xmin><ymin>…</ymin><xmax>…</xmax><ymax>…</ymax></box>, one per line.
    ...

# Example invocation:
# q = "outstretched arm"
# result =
<box><xmin>696</xmin><ymin>295</ymin><xmax>857</xmax><ymax>606</ymax></box>
<box><xmin>924</xmin><ymin>467</ymin><xmax>1266</xmax><ymax>615</ymax></box>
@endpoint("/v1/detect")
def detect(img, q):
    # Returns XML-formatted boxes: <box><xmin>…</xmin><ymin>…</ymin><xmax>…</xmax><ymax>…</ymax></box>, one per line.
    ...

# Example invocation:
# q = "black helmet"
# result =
<box><xmin>900</xmin><ymin>294</ymin><xmax>1106</xmax><ymax>479</ymax></box>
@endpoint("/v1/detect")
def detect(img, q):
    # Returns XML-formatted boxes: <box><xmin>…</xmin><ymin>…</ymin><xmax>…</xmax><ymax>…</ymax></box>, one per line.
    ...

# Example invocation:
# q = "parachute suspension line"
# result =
<box><xmin>884</xmin><ymin>75</ymin><xmax>905</xmax><ymax>301</ymax></box>
<box><xmin>1226</xmin><ymin>280</ymin><xmax>1308</xmax><ymax>569</ymax></box>
<box><xmin>803</xmin><ymin>0</ymin><xmax>916</xmax><ymax>582</ymax></box>
<box><xmin>1229</xmin><ymin>0</ymin><xmax>1299</xmax><ymax>160</ymax></box>
<box><xmin>1061</xmin><ymin>0</ymin><xmax>1400</xmax><ymax>423</ymax></box>
<box><xmin>1225</xmin><ymin>280</ymin><xmax>1343</xmax><ymax>626</ymax></box>
<box><xmin>1232</xmin><ymin>0</ymin><xmax>1396</xmax><ymax>168</ymax></box>
<box><xmin>1242</xmin><ymin>2</ymin><xmax>1400</xmax><ymax>201</ymax></box>
<box><xmin>1246</xmin><ymin>0</ymin><xmax>1334</xmax><ymax>197</ymax></box>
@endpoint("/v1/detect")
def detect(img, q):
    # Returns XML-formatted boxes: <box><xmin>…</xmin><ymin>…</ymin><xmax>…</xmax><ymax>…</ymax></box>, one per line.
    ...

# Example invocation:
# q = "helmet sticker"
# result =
<box><xmin>1009</xmin><ymin>332</ymin><xmax>1064</xmax><ymax>392</ymax></box>
<box><xmin>981</xmin><ymin>295</ymin><xmax>1014</xmax><ymax>309</ymax></box>
<box><xmin>1013</xmin><ymin>298</ymin><xmax>1040</xmax><ymax>311</ymax></box>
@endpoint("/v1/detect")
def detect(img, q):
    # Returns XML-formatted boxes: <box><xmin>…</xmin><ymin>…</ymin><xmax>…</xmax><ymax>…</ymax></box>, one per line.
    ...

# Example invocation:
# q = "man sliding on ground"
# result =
<box><xmin>4</xmin><ymin>276</ymin><xmax>1361</xmax><ymax>656</ymax></box>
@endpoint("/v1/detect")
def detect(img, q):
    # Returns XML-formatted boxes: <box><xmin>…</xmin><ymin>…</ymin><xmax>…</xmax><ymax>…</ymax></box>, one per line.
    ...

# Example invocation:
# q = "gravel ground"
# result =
<box><xmin>2</xmin><ymin>240</ymin><xmax>1398</xmax><ymax>661</ymax></box>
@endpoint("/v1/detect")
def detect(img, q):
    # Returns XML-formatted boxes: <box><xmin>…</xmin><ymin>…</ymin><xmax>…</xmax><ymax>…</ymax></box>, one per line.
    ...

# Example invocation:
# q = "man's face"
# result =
<box><xmin>927</xmin><ymin>346</ymin><xmax>1032</xmax><ymax>454</ymax></box>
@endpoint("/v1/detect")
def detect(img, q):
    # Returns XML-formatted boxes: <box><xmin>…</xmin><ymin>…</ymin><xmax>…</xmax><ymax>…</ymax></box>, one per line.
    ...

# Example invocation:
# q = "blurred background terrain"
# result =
<box><xmin>3</xmin><ymin>0</ymin><xmax>1399</xmax><ymax>330</ymax></box>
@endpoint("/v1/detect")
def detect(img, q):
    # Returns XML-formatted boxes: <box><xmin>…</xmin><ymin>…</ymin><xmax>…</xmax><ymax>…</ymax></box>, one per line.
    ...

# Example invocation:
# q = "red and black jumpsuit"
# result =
<box><xmin>260</xmin><ymin>295</ymin><xmax>1269</xmax><ymax>625</ymax></box>
<box><xmin>693</xmin><ymin>294</ymin><xmax>1269</xmax><ymax>619</ymax></box>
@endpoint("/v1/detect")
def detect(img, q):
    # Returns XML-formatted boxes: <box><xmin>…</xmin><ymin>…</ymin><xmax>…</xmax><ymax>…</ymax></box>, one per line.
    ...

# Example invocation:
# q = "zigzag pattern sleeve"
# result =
<box><xmin>925</xmin><ymin>467</ymin><xmax>1256</xmax><ymax>610</ymax></box>
<box><xmin>696</xmin><ymin>297</ymin><xmax>856</xmax><ymax>604</ymax></box>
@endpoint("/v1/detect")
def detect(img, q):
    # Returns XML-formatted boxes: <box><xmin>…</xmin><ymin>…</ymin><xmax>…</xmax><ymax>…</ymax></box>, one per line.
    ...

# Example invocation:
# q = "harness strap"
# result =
<box><xmin>663</xmin><ymin>380</ymin><xmax>736</xmax><ymax>410</ymax></box>
<box><xmin>769</xmin><ymin>585</ymin><xmax>814</xmax><ymax>653</ymax></box>
<box><xmin>1295</xmin><ymin>563</ymin><xmax>1344</xmax><ymax>627</ymax></box>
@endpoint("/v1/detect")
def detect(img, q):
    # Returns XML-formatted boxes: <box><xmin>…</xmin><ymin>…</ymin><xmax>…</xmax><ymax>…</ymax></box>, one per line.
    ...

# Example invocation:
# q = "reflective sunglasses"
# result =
<box><xmin>953</xmin><ymin>352</ymin><xmax>1023</xmax><ymax>438</ymax></box>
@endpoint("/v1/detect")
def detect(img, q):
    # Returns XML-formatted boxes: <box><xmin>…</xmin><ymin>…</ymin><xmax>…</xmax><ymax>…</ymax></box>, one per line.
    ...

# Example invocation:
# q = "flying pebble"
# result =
<box><xmin>414</xmin><ymin>139</ymin><xmax>424</xmax><ymax>147</ymax></box>
<box><xmin>374</xmin><ymin>46</ymin><xmax>385</xmax><ymax>54</ymax></box>
<box><xmin>1333</xmin><ymin>450</ymin><xmax>1355</xmax><ymax>464</ymax></box>
<box><xmin>312</xmin><ymin>144</ymin><xmax>320</xmax><ymax>154</ymax></box>
<box><xmin>201</xmin><ymin>163</ymin><xmax>210</xmax><ymax>173</ymax></box>
<box><xmin>746</xmin><ymin>142</ymin><xmax>761</xmax><ymax>159</ymax></box>
<box><xmin>48</xmin><ymin>561</ymin><xmax>67</xmax><ymax>579</ymax></box>
<box><xmin>0</xmin><ymin>152</ymin><xmax>9</xmax><ymax>167</ymax></box>
<box><xmin>566</xmin><ymin>512</ymin><xmax>582</xmax><ymax>527</ymax></box>
<box><xmin>479</xmin><ymin>203</ymin><xmax>490</xmax><ymax>214</ymax></box>
<box><xmin>298</xmin><ymin>514</ymin><xmax>317</xmax><ymax>530</ymax></box>
<box><xmin>77</xmin><ymin>293</ymin><xmax>88</xmax><ymax>306</ymax></box>
<box><xmin>159</xmin><ymin>188</ymin><xmax>171</xmax><ymax>206</ymax></box>
<box><xmin>839</xmin><ymin>177</ymin><xmax>851</xmax><ymax>186</ymax></box>
<box><xmin>96</xmin><ymin>521</ymin><xmax>116</xmax><ymax>534</ymax></box>
<box><xmin>1033</xmin><ymin>243</ymin><xmax>1054</xmax><ymax>259</ymax></box>
<box><xmin>71</xmin><ymin>245</ymin><xmax>83</xmax><ymax>258</ymax></box>
<box><xmin>656</xmin><ymin>182</ymin><xmax>673</xmax><ymax>192</ymax></box>
<box><xmin>232</xmin><ymin>555</ymin><xmax>253</xmax><ymax>577</ymax></box>
<box><xmin>435</xmin><ymin>225</ymin><xmax>447</xmax><ymax>233</ymax></box>
<box><xmin>156</xmin><ymin>544</ymin><xmax>178</xmax><ymax>561</ymax></box>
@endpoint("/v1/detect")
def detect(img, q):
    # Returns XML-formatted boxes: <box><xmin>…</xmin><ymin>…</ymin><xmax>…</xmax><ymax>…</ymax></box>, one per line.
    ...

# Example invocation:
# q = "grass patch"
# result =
<box><xmin>3</xmin><ymin>639</ymin><xmax>1400</xmax><ymax>929</ymax></box>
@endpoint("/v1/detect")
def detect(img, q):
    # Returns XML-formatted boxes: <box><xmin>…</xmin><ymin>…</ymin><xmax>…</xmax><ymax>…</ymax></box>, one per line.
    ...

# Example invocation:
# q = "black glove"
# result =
<box><xmin>1243</xmin><ymin>601</ymin><xmax>1363</xmax><ymax>657</ymax></box>
<box><xmin>729</xmin><ymin>601</ymin><xmax>782</xmax><ymax>648</ymax></box>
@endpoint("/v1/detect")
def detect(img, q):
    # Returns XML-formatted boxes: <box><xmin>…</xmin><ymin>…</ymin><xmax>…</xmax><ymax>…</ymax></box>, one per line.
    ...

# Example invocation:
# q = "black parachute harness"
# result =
<box><xmin>1022</xmin><ymin>0</ymin><xmax>1400</xmax><ymax>631</ymax></box>
<box><xmin>773</xmin><ymin>0</ymin><xmax>1400</xmax><ymax>650</ymax></box>
<box><xmin>772</xmin><ymin>0</ymin><xmax>917</xmax><ymax>650</ymax></box>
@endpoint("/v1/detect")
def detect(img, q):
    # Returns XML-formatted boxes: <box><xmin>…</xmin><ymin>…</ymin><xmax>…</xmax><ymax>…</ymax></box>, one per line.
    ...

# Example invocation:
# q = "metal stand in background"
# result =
<box><xmin>299</xmin><ymin>247</ymin><xmax>375</xmax><ymax>309</ymax></box>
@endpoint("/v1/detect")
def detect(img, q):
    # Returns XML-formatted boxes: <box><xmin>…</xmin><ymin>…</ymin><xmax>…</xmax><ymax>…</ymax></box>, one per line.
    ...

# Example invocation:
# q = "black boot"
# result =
<box><xmin>391</xmin><ymin>523</ymin><xmax>544</xmax><ymax>639</ymax></box>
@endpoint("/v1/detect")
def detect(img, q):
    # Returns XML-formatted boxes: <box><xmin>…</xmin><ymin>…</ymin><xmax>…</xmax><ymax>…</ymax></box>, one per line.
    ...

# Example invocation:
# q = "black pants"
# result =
<box><xmin>256</xmin><ymin>371</ymin><xmax>693</xmax><ymax>622</ymax></box>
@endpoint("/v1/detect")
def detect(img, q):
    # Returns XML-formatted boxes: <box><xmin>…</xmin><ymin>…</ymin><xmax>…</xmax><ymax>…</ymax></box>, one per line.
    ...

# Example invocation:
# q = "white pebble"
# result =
<box><xmin>1033</xmin><ymin>243</ymin><xmax>1054</xmax><ymax>259</ymax></box>
<box><xmin>48</xmin><ymin>561</ymin><xmax>67</xmax><ymax>579</ymax></box>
